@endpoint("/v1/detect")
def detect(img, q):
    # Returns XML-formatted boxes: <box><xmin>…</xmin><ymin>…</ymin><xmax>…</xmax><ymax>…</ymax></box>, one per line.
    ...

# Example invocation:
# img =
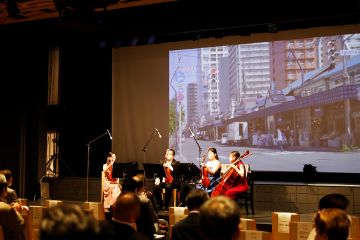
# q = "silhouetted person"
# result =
<box><xmin>314</xmin><ymin>208</ymin><xmax>350</xmax><ymax>240</ymax></box>
<box><xmin>307</xmin><ymin>193</ymin><xmax>349</xmax><ymax>240</ymax></box>
<box><xmin>108</xmin><ymin>191</ymin><xmax>149</xmax><ymax>240</ymax></box>
<box><xmin>172</xmin><ymin>189</ymin><xmax>209</xmax><ymax>240</ymax></box>
<box><xmin>199</xmin><ymin>196</ymin><xmax>241</xmax><ymax>240</ymax></box>
<box><xmin>122</xmin><ymin>174</ymin><xmax>158</xmax><ymax>239</ymax></box>
<box><xmin>40</xmin><ymin>204</ymin><xmax>99</xmax><ymax>240</ymax></box>
<box><xmin>0</xmin><ymin>169</ymin><xmax>20</xmax><ymax>211</ymax></box>
<box><xmin>0</xmin><ymin>173</ymin><xmax>25</xmax><ymax>240</ymax></box>
<box><xmin>318</xmin><ymin>193</ymin><xmax>349</xmax><ymax>210</ymax></box>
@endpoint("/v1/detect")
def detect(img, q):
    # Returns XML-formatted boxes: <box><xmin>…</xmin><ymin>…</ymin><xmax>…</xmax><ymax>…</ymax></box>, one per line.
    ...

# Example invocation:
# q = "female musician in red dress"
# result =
<box><xmin>198</xmin><ymin>148</ymin><xmax>221</xmax><ymax>195</ymax></box>
<box><xmin>224</xmin><ymin>151</ymin><xmax>248</xmax><ymax>199</ymax></box>
<box><xmin>102</xmin><ymin>152</ymin><xmax>121</xmax><ymax>213</ymax></box>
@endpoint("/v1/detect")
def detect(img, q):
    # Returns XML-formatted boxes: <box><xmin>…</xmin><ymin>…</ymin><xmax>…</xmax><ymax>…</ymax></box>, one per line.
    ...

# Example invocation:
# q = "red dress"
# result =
<box><xmin>225</xmin><ymin>161</ymin><xmax>248</xmax><ymax>199</ymax></box>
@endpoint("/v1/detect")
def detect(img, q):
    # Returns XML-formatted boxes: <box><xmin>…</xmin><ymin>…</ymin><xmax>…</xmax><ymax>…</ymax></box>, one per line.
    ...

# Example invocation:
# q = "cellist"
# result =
<box><xmin>153</xmin><ymin>148</ymin><xmax>180</xmax><ymax>210</ymax></box>
<box><xmin>224</xmin><ymin>150</ymin><xmax>248</xmax><ymax>199</ymax></box>
<box><xmin>197</xmin><ymin>147</ymin><xmax>221</xmax><ymax>195</ymax></box>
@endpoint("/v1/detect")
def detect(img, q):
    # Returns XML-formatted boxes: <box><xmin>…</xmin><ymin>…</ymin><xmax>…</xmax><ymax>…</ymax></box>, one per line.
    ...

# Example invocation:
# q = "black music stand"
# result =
<box><xmin>112</xmin><ymin>162</ymin><xmax>138</xmax><ymax>179</ymax></box>
<box><xmin>174</xmin><ymin>163</ymin><xmax>201</xmax><ymax>182</ymax></box>
<box><xmin>143</xmin><ymin>163</ymin><xmax>165</xmax><ymax>179</ymax></box>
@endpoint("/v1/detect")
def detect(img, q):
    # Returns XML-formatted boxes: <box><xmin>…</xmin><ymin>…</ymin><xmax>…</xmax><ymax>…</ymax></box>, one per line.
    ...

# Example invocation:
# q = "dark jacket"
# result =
<box><xmin>172</xmin><ymin>212</ymin><xmax>203</xmax><ymax>240</ymax></box>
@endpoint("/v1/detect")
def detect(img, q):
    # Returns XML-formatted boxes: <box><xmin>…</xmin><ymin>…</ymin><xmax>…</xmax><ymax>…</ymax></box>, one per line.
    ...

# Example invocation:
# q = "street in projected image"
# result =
<box><xmin>169</xmin><ymin>33</ymin><xmax>360</xmax><ymax>173</ymax></box>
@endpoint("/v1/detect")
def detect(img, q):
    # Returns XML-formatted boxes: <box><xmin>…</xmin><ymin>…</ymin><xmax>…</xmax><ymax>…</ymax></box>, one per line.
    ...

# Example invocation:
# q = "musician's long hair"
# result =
<box><xmin>230</xmin><ymin>151</ymin><xmax>240</xmax><ymax>160</ymax></box>
<box><xmin>107</xmin><ymin>152</ymin><xmax>114</xmax><ymax>163</ymax></box>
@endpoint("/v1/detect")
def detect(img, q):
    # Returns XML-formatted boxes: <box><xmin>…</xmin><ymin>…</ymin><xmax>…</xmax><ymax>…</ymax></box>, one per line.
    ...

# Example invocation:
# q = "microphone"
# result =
<box><xmin>155</xmin><ymin>128</ymin><xmax>162</xmax><ymax>138</ymax></box>
<box><xmin>106</xmin><ymin>129</ymin><xmax>112</xmax><ymax>140</ymax></box>
<box><xmin>189</xmin><ymin>127</ymin><xmax>195</xmax><ymax>137</ymax></box>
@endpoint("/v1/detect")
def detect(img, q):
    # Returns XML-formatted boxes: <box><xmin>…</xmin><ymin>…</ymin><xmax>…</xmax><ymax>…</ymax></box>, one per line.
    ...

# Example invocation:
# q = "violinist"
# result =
<box><xmin>153</xmin><ymin>148</ymin><xmax>180</xmax><ymax>210</ymax></box>
<box><xmin>223</xmin><ymin>151</ymin><xmax>248</xmax><ymax>199</ymax></box>
<box><xmin>198</xmin><ymin>147</ymin><xmax>221</xmax><ymax>195</ymax></box>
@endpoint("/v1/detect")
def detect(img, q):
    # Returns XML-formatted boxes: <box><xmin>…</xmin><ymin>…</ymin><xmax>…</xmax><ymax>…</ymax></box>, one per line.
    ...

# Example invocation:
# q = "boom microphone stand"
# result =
<box><xmin>189</xmin><ymin>128</ymin><xmax>202</xmax><ymax>167</ymax></box>
<box><xmin>142</xmin><ymin>128</ymin><xmax>162</xmax><ymax>163</ymax></box>
<box><xmin>86</xmin><ymin>129</ymin><xmax>112</xmax><ymax>202</ymax></box>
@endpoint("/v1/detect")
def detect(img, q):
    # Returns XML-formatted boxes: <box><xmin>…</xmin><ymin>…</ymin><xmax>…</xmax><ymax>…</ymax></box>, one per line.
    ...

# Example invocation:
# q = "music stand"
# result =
<box><xmin>112</xmin><ymin>162</ymin><xmax>138</xmax><ymax>179</ymax></box>
<box><xmin>143</xmin><ymin>163</ymin><xmax>165</xmax><ymax>179</ymax></box>
<box><xmin>174</xmin><ymin>163</ymin><xmax>201</xmax><ymax>181</ymax></box>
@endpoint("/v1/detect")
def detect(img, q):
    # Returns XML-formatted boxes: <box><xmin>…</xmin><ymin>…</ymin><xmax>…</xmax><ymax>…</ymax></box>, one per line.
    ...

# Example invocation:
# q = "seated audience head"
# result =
<box><xmin>199</xmin><ymin>196</ymin><xmax>241</xmax><ymax>240</ymax></box>
<box><xmin>186</xmin><ymin>189</ymin><xmax>209</xmax><ymax>211</ymax></box>
<box><xmin>0</xmin><ymin>169</ymin><xmax>13</xmax><ymax>187</ymax></box>
<box><xmin>314</xmin><ymin>208</ymin><xmax>350</xmax><ymax>240</ymax></box>
<box><xmin>319</xmin><ymin>193</ymin><xmax>349</xmax><ymax>210</ymax></box>
<box><xmin>40</xmin><ymin>204</ymin><xmax>99</xmax><ymax>240</ymax></box>
<box><xmin>132</xmin><ymin>174</ymin><xmax>145</xmax><ymax>192</ymax></box>
<box><xmin>121</xmin><ymin>177</ymin><xmax>137</xmax><ymax>192</ymax></box>
<box><xmin>112</xmin><ymin>191</ymin><xmax>141</xmax><ymax>223</ymax></box>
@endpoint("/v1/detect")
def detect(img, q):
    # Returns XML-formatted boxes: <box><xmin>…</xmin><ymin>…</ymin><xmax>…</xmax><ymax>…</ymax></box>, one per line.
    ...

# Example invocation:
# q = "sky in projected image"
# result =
<box><xmin>169</xmin><ymin>34</ymin><xmax>360</xmax><ymax>173</ymax></box>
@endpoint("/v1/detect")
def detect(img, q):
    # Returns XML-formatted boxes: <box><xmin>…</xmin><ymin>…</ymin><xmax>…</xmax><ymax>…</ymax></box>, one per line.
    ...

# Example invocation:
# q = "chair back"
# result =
<box><xmin>239</xmin><ymin>230</ymin><xmax>272</xmax><ymax>240</ymax></box>
<box><xmin>240</xmin><ymin>218</ymin><xmax>257</xmax><ymax>230</ymax></box>
<box><xmin>289</xmin><ymin>221</ymin><xmax>313</xmax><ymax>240</ymax></box>
<box><xmin>44</xmin><ymin>200</ymin><xmax>63</xmax><ymax>208</ymax></box>
<box><xmin>168</xmin><ymin>207</ymin><xmax>189</xmax><ymax>239</ymax></box>
<box><xmin>349</xmin><ymin>215</ymin><xmax>360</xmax><ymax>240</ymax></box>
<box><xmin>247</xmin><ymin>170</ymin><xmax>254</xmax><ymax>196</ymax></box>
<box><xmin>101</xmin><ymin>171</ymin><xmax>105</xmax><ymax>203</ymax></box>
<box><xmin>83</xmin><ymin>202</ymin><xmax>105</xmax><ymax>220</ymax></box>
<box><xmin>272</xmin><ymin>212</ymin><xmax>300</xmax><ymax>240</ymax></box>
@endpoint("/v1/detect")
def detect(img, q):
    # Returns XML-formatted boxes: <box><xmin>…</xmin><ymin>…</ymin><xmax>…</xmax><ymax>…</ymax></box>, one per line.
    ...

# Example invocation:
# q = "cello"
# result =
<box><xmin>210</xmin><ymin>150</ymin><xmax>252</xmax><ymax>197</ymax></box>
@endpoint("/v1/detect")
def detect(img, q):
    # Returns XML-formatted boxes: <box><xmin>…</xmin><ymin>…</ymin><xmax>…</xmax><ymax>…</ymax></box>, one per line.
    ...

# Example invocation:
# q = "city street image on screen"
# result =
<box><xmin>169</xmin><ymin>33</ymin><xmax>360</xmax><ymax>173</ymax></box>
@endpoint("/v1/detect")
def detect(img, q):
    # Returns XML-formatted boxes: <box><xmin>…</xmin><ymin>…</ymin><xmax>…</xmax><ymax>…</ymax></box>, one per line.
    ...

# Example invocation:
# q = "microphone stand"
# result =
<box><xmin>142</xmin><ymin>129</ymin><xmax>157</xmax><ymax>163</ymax></box>
<box><xmin>190</xmin><ymin>133</ymin><xmax>202</xmax><ymax>168</ymax></box>
<box><xmin>86</xmin><ymin>131</ymin><xmax>109</xmax><ymax>202</ymax></box>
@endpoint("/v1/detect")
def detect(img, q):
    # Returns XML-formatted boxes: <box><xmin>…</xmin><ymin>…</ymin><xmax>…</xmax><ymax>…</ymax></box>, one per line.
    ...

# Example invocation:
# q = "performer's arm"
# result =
<box><xmin>102</xmin><ymin>159</ymin><xmax>114</xmax><ymax>171</ymax></box>
<box><xmin>164</xmin><ymin>161</ymin><xmax>174</xmax><ymax>171</ymax></box>
<box><xmin>238</xmin><ymin>163</ymin><xmax>246</xmax><ymax>178</ymax></box>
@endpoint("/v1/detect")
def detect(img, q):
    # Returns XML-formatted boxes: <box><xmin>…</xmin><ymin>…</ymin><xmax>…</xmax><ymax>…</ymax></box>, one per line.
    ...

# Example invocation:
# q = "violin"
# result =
<box><xmin>201</xmin><ymin>154</ymin><xmax>210</xmax><ymax>188</ymax></box>
<box><xmin>162</xmin><ymin>158</ymin><xmax>173</xmax><ymax>184</ymax></box>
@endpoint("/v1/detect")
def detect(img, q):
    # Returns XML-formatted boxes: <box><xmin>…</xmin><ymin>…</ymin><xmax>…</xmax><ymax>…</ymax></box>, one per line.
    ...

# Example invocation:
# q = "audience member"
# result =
<box><xmin>133</xmin><ymin>173</ymin><xmax>159</xmax><ymax>218</ymax></box>
<box><xmin>0</xmin><ymin>173</ymin><xmax>25</xmax><ymax>240</ymax></box>
<box><xmin>172</xmin><ymin>189</ymin><xmax>209</xmax><ymax>240</ymax></box>
<box><xmin>307</xmin><ymin>193</ymin><xmax>349</xmax><ymax>240</ymax></box>
<box><xmin>318</xmin><ymin>193</ymin><xmax>349</xmax><ymax>210</ymax></box>
<box><xmin>199</xmin><ymin>196</ymin><xmax>241</xmax><ymax>240</ymax></box>
<box><xmin>109</xmin><ymin>191</ymin><xmax>149</xmax><ymax>240</ymax></box>
<box><xmin>0</xmin><ymin>169</ymin><xmax>21</xmax><ymax>211</ymax></box>
<box><xmin>40</xmin><ymin>204</ymin><xmax>100</xmax><ymax>240</ymax></box>
<box><xmin>314</xmin><ymin>208</ymin><xmax>350</xmax><ymax>240</ymax></box>
<box><xmin>122</xmin><ymin>174</ymin><xmax>158</xmax><ymax>239</ymax></box>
